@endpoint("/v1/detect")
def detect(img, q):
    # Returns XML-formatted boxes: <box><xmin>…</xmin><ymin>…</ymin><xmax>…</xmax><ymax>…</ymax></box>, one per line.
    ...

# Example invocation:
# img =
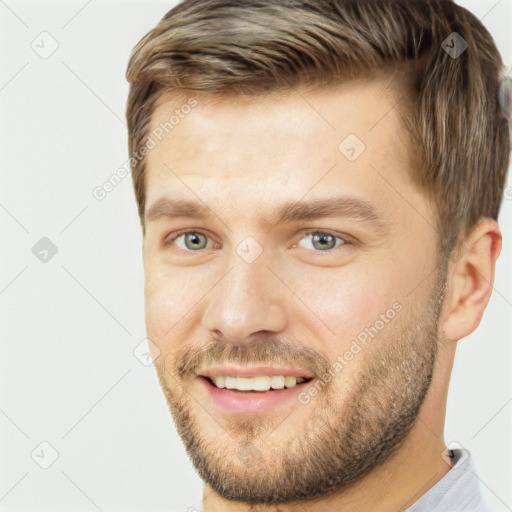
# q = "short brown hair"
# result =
<box><xmin>125</xmin><ymin>0</ymin><xmax>510</xmax><ymax>260</ymax></box>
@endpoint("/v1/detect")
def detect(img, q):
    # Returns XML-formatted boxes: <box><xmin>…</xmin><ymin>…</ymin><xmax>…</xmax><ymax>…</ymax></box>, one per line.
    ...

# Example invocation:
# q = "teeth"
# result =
<box><xmin>284</xmin><ymin>376</ymin><xmax>297</xmax><ymax>388</ymax></box>
<box><xmin>214</xmin><ymin>376</ymin><xmax>226</xmax><ymax>388</ymax></box>
<box><xmin>211</xmin><ymin>375</ymin><xmax>307</xmax><ymax>391</ymax></box>
<box><xmin>270</xmin><ymin>376</ymin><xmax>285</xmax><ymax>389</ymax></box>
<box><xmin>224</xmin><ymin>376</ymin><xmax>237</xmax><ymax>389</ymax></box>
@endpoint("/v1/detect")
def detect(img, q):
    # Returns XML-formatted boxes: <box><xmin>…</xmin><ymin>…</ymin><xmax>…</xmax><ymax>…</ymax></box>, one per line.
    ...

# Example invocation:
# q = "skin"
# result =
<box><xmin>141</xmin><ymin>78</ymin><xmax>502</xmax><ymax>511</ymax></box>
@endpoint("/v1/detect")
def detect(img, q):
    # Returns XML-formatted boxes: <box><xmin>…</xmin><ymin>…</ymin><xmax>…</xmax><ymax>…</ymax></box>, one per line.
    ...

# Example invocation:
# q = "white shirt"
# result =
<box><xmin>405</xmin><ymin>448</ymin><xmax>490</xmax><ymax>511</ymax></box>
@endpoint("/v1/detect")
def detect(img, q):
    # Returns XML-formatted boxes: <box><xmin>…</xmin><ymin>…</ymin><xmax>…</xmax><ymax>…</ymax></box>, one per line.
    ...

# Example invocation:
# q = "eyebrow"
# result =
<box><xmin>145</xmin><ymin>196</ymin><xmax>389</xmax><ymax>233</ymax></box>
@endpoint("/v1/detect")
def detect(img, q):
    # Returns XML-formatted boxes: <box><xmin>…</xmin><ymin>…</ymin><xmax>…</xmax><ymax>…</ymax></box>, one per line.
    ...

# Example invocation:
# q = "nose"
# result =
<box><xmin>201</xmin><ymin>256</ymin><xmax>288</xmax><ymax>344</ymax></box>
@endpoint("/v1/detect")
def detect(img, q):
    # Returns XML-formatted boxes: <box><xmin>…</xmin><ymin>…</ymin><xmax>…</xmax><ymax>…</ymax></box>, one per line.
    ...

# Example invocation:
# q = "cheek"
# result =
<box><xmin>284</xmin><ymin>264</ymin><xmax>416</xmax><ymax>367</ymax></box>
<box><xmin>284</xmin><ymin>265</ymin><xmax>402</xmax><ymax>343</ymax></box>
<box><xmin>144</xmin><ymin>265</ymin><xmax>199</xmax><ymax>343</ymax></box>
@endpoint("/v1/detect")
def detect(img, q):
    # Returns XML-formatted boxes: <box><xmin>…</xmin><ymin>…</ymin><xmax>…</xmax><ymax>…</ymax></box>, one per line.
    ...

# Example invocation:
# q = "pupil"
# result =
<box><xmin>187</xmin><ymin>233</ymin><xmax>205</xmax><ymax>249</ymax></box>
<box><xmin>314</xmin><ymin>234</ymin><xmax>334</xmax><ymax>250</ymax></box>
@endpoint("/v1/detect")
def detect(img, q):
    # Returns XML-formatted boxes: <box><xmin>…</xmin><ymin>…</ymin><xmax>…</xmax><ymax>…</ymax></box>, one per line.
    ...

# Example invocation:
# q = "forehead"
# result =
<box><xmin>144</xmin><ymin>79</ymin><xmax>421</xmax><ymax>225</ymax></box>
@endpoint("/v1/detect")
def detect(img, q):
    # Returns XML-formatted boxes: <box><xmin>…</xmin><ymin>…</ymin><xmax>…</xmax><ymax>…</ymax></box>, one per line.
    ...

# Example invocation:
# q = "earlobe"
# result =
<box><xmin>441</xmin><ymin>218</ymin><xmax>502</xmax><ymax>342</ymax></box>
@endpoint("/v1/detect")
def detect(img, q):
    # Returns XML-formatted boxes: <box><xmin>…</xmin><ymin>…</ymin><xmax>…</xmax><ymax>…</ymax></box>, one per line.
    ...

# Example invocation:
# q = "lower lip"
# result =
<box><xmin>199</xmin><ymin>377</ymin><xmax>311</xmax><ymax>415</ymax></box>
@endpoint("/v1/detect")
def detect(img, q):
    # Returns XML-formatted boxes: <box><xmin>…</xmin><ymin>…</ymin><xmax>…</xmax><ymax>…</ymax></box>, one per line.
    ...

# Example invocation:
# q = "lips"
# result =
<box><xmin>195</xmin><ymin>365</ymin><xmax>315</xmax><ymax>414</ymax></box>
<box><xmin>198</xmin><ymin>365</ymin><xmax>315</xmax><ymax>379</ymax></box>
<box><xmin>198</xmin><ymin>366</ymin><xmax>313</xmax><ymax>392</ymax></box>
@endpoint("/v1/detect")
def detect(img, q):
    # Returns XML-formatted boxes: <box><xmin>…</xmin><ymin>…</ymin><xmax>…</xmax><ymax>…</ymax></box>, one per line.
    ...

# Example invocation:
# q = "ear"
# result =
<box><xmin>442</xmin><ymin>218</ymin><xmax>502</xmax><ymax>342</ymax></box>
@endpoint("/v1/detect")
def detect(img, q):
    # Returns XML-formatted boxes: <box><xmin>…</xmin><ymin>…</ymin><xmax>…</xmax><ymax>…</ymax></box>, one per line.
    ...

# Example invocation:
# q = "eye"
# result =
<box><xmin>296</xmin><ymin>230</ymin><xmax>350</xmax><ymax>251</ymax></box>
<box><xmin>164</xmin><ymin>231</ymin><xmax>216</xmax><ymax>252</ymax></box>
<box><xmin>164</xmin><ymin>229</ymin><xmax>352</xmax><ymax>254</ymax></box>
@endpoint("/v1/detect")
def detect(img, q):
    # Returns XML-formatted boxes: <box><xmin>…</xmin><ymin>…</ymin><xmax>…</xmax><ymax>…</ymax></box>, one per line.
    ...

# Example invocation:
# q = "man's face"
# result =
<box><xmin>142</xmin><ymin>80</ymin><xmax>447</xmax><ymax>503</ymax></box>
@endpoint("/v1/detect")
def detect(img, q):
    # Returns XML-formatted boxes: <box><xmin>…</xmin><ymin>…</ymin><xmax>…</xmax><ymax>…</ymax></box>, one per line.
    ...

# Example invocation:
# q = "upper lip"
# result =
<box><xmin>198</xmin><ymin>365</ymin><xmax>315</xmax><ymax>379</ymax></box>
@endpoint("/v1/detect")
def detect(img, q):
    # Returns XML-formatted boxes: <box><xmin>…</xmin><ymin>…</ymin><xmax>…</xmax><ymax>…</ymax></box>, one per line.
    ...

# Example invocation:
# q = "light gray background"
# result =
<box><xmin>0</xmin><ymin>1</ymin><xmax>511</xmax><ymax>511</ymax></box>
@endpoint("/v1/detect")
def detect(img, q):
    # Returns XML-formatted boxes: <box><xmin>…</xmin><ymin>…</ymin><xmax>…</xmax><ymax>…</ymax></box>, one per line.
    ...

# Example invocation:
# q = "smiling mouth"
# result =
<box><xmin>202</xmin><ymin>375</ymin><xmax>313</xmax><ymax>393</ymax></box>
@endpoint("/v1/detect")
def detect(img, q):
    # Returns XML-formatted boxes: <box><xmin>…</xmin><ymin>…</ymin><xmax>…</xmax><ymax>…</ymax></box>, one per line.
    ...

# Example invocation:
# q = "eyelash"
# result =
<box><xmin>164</xmin><ymin>229</ymin><xmax>353</xmax><ymax>254</ymax></box>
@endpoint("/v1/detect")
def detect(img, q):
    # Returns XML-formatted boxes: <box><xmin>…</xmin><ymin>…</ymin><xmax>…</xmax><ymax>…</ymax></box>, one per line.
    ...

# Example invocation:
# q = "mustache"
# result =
<box><xmin>173</xmin><ymin>334</ymin><xmax>332</xmax><ymax>379</ymax></box>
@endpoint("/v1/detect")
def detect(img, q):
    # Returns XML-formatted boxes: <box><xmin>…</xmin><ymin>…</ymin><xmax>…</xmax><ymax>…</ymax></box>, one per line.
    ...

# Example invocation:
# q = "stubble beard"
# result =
<box><xmin>153</xmin><ymin>266</ymin><xmax>447</xmax><ymax>504</ymax></box>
